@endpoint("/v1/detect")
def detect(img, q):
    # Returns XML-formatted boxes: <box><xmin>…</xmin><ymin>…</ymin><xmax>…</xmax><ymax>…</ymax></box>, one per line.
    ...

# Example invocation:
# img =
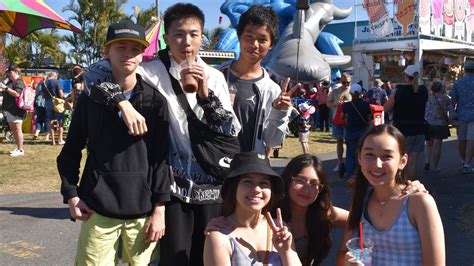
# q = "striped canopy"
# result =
<box><xmin>143</xmin><ymin>20</ymin><xmax>166</xmax><ymax>61</ymax></box>
<box><xmin>0</xmin><ymin>0</ymin><xmax>81</xmax><ymax>38</ymax></box>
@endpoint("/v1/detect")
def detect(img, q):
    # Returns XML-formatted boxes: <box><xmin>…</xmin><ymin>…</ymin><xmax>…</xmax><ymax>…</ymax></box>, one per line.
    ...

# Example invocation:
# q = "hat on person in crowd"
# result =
<box><xmin>464</xmin><ymin>61</ymin><xmax>474</xmax><ymax>70</ymax></box>
<box><xmin>350</xmin><ymin>83</ymin><xmax>362</xmax><ymax>94</ymax></box>
<box><xmin>374</xmin><ymin>79</ymin><xmax>384</xmax><ymax>87</ymax></box>
<box><xmin>72</xmin><ymin>65</ymin><xmax>83</xmax><ymax>79</ymax></box>
<box><xmin>221</xmin><ymin>151</ymin><xmax>284</xmax><ymax>199</ymax></box>
<box><xmin>105</xmin><ymin>21</ymin><xmax>149</xmax><ymax>48</ymax></box>
<box><xmin>404</xmin><ymin>65</ymin><xmax>419</xmax><ymax>77</ymax></box>
<box><xmin>6</xmin><ymin>64</ymin><xmax>19</xmax><ymax>73</ymax></box>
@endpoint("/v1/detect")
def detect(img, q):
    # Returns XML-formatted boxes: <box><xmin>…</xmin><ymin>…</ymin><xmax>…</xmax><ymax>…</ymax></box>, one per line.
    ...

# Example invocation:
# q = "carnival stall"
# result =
<box><xmin>351</xmin><ymin>0</ymin><xmax>474</xmax><ymax>89</ymax></box>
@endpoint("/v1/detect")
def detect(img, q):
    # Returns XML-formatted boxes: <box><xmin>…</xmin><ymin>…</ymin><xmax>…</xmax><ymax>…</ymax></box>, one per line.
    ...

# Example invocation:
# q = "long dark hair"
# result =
<box><xmin>221</xmin><ymin>175</ymin><xmax>281</xmax><ymax>217</ymax></box>
<box><xmin>347</xmin><ymin>124</ymin><xmax>408</xmax><ymax>231</ymax></box>
<box><xmin>279</xmin><ymin>154</ymin><xmax>334</xmax><ymax>265</ymax></box>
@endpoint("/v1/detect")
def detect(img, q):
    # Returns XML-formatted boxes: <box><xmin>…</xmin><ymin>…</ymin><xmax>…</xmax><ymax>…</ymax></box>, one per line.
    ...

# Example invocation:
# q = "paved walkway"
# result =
<box><xmin>0</xmin><ymin>139</ymin><xmax>473</xmax><ymax>265</ymax></box>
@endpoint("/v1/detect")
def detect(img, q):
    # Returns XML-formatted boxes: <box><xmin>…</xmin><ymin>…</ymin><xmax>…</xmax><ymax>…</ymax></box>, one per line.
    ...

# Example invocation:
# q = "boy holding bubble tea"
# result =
<box><xmin>337</xmin><ymin>124</ymin><xmax>445</xmax><ymax>265</ymax></box>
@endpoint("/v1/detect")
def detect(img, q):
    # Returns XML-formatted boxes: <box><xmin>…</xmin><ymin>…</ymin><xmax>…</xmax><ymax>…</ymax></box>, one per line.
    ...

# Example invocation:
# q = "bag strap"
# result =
<box><xmin>158</xmin><ymin>49</ymin><xmax>197</xmax><ymax>120</ymax></box>
<box><xmin>42</xmin><ymin>80</ymin><xmax>55</xmax><ymax>99</ymax></box>
<box><xmin>263</xmin><ymin>222</ymin><xmax>272</xmax><ymax>265</ymax></box>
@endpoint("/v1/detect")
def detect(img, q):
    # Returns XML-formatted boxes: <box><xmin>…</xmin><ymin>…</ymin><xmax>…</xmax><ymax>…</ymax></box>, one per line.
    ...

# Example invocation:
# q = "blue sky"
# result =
<box><xmin>44</xmin><ymin>0</ymin><xmax>359</xmax><ymax>36</ymax></box>
<box><xmin>44</xmin><ymin>0</ymin><xmax>231</xmax><ymax>33</ymax></box>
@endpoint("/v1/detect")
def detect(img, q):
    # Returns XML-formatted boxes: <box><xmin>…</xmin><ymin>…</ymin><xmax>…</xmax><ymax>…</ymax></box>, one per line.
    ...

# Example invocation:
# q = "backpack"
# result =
<box><xmin>15</xmin><ymin>82</ymin><xmax>35</xmax><ymax>112</ymax></box>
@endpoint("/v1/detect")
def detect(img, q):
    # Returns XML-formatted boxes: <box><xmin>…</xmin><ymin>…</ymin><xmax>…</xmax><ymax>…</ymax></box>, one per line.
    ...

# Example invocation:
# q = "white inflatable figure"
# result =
<box><xmin>266</xmin><ymin>0</ymin><xmax>352</xmax><ymax>83</ymax></box>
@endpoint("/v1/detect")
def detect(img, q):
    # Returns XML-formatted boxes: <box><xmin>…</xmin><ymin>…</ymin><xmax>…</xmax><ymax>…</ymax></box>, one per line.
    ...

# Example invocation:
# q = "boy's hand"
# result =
<box><xmin>68</xmin><ymin>197</ymin><xmax>93</xmax><ymax>221</ymax></box>
<box><xmin>116</xmin><ymin>101</ymin><xmax>148</xmax><ymax>136</ymax></box>
<box><xmin>272</xmin><ymin>77</ymin><xmax>300</xmax><ymax>111</ymax></box>
<box><xmin>144</xmin><ymin>205</ymin><xmax>165</xmax><ymax>243</ymax></box>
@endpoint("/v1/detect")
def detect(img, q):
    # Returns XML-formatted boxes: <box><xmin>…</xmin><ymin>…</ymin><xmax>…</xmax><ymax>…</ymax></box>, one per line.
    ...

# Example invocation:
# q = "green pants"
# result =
<box><xmin>75</xmin><ymin>212</ymin><xmax>157</xmax><ymax>266</ymax></box>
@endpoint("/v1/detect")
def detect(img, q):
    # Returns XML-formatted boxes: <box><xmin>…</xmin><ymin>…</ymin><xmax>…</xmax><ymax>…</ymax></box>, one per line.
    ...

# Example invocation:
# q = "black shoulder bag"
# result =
<box><xmin>158</xmin><ymin>49</ymin><xmax>240</xmax><ymax>179</ymax></box>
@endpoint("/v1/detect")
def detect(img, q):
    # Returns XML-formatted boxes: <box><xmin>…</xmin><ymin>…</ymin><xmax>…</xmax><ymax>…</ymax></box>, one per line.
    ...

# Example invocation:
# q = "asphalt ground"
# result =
<box><xmin>1</xmin><ymin>138</ymin><xmax>473</xmax><ymax>265</ymax></box>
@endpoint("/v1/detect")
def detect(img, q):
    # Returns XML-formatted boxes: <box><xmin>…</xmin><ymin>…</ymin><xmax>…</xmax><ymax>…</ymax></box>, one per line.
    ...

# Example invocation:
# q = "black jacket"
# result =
<box><xmin>57</xmin><ymin>75</ymin><xmax>170</xmax><ymax>219</ymax></box>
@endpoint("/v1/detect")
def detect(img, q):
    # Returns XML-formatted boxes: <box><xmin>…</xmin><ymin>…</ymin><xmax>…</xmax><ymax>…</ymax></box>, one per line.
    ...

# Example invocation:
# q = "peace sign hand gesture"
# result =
<box><xmin>266</xmin><ymin>208</ymin><xmax>293</xmax><ymax>253</ymax></box>
<box><xmin>272</xmin><ymin>77</ymin><xmax>301</xmax><ymax>111</ymax></box>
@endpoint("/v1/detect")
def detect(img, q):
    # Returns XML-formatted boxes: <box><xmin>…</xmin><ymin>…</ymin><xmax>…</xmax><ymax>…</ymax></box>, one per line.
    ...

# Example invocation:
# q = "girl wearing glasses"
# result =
<box><xmin>278</xmin><ymin>154</ymin><xmax>348</xmax><ymax>265</ymax></box>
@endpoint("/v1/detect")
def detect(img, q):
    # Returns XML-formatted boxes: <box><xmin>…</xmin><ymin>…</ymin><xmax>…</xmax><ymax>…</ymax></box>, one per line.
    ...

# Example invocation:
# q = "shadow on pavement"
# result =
<box><xmin>0</xmin><ymin>207</ymin><xmax>70</xmax><ymax>220</ymax></box>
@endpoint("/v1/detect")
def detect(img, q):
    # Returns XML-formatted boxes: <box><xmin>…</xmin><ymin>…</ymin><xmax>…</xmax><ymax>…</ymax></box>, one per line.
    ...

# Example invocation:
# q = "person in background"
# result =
<box><xmin>449</xmin><ymin>61</ymin><xmax>474</xmax><ymax>173</ymax></box>
<box><xmin>424</xmin><ymin>80</ymin><xmax>455</xmax><ymax>172</ymax></box>
<box><xmin>384</xmin><ymin>65</ymin><xmax>428</xmax><ymax>179</ymax></box>
<box><xmin>367</xmin><ymin>79</ymin><xmax>388</xmax><ymax>106</ymax></box>
<box><xmin>297</xmin><ymin>102</ymin><xmax>315</xmax><ymax>154</ymax></box>
<box><xmin>33</xmin><ymin>80</ymin><xmax>48</xmax><ymax>140</ymax></box>
<box><xmin>342</xmin><ymin>84</ymin><xmax>372</xmax><ymax>179</ymax></box>
<box><xmin>1</xmin><ymin>64</ymin><xmax>26</xmax><ymax>156</ymax></box>
<box><xmin>337</xmin><ymin>124</ymin><xmax>444</xmax><ymax>266</ymax></box>
<box><xmin>316</xmin><ymin>80</ymin><xmax>331</xmax><ymax>132</ymax></box>
<box><xmin>327</xmin><ymin>72</ymin><xmax>352</xmax><ymax>177</ymax></box>
<box><xmin>71</xmin><ymin>65</ymin><xmax>84</xmax><ymax>108</ymax></box>
<box><xmin>203</xmin><ymin>151</ymin><xmax>301</xmax><ymax>266</ymax></box>
<box><xmin>42</xmin><ymin>72</ymin><xmax>65</xmax><ymax>145</ymax></box>
<box><xmin>57</xmin><ymin>21</ymin><xmax>170</xmax><ymax>265</ymax></box>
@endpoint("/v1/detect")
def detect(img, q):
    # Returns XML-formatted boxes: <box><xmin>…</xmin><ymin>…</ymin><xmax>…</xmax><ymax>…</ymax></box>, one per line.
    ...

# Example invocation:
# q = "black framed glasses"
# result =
<box><xmin>291</xmin><ymin>177</ymin><xmax>324</xmax><ymax>192</ymax></box>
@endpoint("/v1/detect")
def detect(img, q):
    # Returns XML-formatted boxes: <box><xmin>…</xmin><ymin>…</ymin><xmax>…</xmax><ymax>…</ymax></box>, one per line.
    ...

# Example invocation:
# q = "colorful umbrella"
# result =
<box><xmin>0</xmin><ymin>0</ymin><xmax>81</xmax><ymax>38</ymax></box>
<box><xmin>143</xmin><ymin>20</ymin><xmax>166</xmax><ymax>61</ymax></box>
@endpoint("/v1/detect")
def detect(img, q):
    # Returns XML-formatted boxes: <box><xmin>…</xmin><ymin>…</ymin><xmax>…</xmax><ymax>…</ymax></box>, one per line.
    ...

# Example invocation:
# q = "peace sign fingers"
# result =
<box><xmin>272</xmin><ymin>77</ymin><xmax>301</xmax><ymax>111</ymax></box>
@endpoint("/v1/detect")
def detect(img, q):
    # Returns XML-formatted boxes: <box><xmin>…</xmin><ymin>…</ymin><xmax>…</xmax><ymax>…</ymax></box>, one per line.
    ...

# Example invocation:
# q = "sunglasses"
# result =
<box><xmin>342</xmin><ymin>81</ymin><xmax>350</xmax><ymax>85</ymax></box>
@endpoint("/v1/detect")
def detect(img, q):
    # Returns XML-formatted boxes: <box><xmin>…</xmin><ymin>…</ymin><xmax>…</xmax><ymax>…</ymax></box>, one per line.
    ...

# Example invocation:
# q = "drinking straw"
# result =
<box><xmin>359</xmin><ymin>221</ymin><xmax>364</xmax><ymax>261</ymax></box>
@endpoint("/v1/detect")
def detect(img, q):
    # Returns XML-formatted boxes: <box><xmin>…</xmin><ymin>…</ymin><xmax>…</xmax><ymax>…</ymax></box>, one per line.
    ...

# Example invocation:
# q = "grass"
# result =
<box><xmin>0</xmin><ymin>130</ymin><xmax>337</xmax><ymax>194</ymax></box>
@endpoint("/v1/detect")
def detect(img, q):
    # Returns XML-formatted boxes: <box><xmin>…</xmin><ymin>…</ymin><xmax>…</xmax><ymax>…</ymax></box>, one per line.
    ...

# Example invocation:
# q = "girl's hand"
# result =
<box><xmin>204</xmin><ymin>216</ymin><xmax>235</xmax><ymax>236</ymax></box>
<box><xmin>266</xmin><ymin>208</ymin><xmax>293</xmax><ymax>252</ymax></box>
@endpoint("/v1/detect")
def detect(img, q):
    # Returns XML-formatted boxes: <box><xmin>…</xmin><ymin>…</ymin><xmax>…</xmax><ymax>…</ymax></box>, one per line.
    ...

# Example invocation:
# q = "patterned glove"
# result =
<box><xmin>90</xmin><ymin>81</ymin><xmax>126</xmax><ymax>109</ymax></box>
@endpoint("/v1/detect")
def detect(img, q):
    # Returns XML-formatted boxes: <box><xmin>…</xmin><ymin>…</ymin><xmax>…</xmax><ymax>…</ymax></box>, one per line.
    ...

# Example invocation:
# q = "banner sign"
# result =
<box><xmin>363</xmin><ymin>0</ymin><xmax>394</xmax><ymax>37</ymax></box>
<box><xmin>454</xmin><ymin>0</ymin><xmax>467</xmax><ymax>39</ymax></box>
<box><xmin>444</xmin><ymin>0</ymin><xmax>455</xmax><ymax>38</ymax></box>
<box><xmin>395</xmin><ymin>0</ymin><xmax>416</xmax><ymax>36</ymax></box>
<box><xmin>420</xmin><ymin>0</ymin><xmax>431</xmax><ymax>34</ymax></box>
<box><xmin>357</xmin><ymin>22</ymin><xmax>417</xmax><ymax>39</ymax></box>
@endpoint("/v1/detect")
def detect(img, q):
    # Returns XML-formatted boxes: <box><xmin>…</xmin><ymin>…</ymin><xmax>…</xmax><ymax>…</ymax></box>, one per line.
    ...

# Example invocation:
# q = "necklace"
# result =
<box><xmin>373</xmin><ymin>191</ymin><xmax>402</xmax><ymax>217</ymax></box>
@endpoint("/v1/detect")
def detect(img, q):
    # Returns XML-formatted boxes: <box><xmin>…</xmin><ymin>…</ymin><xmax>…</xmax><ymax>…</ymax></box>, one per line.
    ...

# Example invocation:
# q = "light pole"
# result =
<box><xmin>156</xmin><ymin>0</ymin><xmax>160</xmax><ymax>20</ymax></box>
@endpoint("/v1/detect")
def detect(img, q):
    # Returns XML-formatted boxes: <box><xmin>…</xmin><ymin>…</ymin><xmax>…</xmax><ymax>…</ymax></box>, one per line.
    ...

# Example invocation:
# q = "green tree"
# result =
<box><xmin>63</xmin><ymin>0</ymin><xmax>128</xmax><ymax>65</ymax></box>
<box><xmin>30</xmin><ymin>30</ymin><xmax>65</xmax><ymax>68</ymax></box>
<box><xmin>131</xmin><ymin>4</ymin><xmax>158</xmax><ymax>29</ymax></box>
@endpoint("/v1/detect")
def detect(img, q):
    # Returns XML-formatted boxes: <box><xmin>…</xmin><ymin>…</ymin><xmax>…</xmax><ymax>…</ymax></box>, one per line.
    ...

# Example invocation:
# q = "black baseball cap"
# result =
<box><xmin>105</xmin><ymin>21</ymin><xmax>149</xmax><ymax>48</ymax></box>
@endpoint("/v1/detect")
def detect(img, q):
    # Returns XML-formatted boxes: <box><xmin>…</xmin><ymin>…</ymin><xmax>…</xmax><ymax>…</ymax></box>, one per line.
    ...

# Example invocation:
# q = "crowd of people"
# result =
<box><xmin>2</xmin><ymin>2</ymin><xmax>474</xmax><ymax>265</ymax></box>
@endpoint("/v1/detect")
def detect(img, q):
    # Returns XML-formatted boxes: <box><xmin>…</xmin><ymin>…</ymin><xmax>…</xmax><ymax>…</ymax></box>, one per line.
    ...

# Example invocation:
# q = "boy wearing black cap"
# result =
<box><xmin>57</xmin><ymin>21</ymin><xmax>170</xmax><ymax>265</ymax></box>
<box><xmin>86</xmin><ymin>4</ymin><xmax>241</xmax><ymax>266</ymax></box>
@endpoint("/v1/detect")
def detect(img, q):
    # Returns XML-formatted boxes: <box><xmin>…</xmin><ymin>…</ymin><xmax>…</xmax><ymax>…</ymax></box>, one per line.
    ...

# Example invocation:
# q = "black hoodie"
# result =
<box><xmin>57</xmin><ymin>75</ymin><xmax>170</xmax><ymax>219</ymax></box>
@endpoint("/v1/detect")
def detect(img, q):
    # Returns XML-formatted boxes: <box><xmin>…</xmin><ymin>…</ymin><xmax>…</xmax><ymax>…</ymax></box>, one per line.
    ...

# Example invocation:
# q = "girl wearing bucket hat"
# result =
<box><xmin>203</xmin><ymin>151</ymin><xmax>301</xmax><ymax>265</ymax></box>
